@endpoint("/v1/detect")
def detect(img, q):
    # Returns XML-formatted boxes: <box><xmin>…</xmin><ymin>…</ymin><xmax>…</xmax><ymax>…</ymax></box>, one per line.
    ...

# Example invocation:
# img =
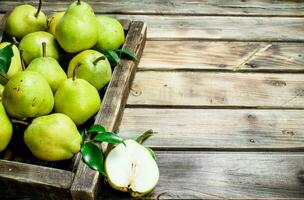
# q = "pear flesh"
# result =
<box><xmin>19</xmin><ymin>31</ymin><xmax>59</xmax><ymax>65</ymax></box>
<box><xmin>5</xmin><ymin>5</ymin><xmax>47</xmax><ymax>39</ymax></box>
<box><xmin>24</xmin><ymin>113</ymin><xmax>82</xmax><ymax>161</ymax></box>
<box><xmin>55</xmin><ymin>1</ymin><xmax>98</xmax><ymax>53</ymax></box>
<box><xmin>54</xmin><ymin>78</ymin><xmax>101</xmax><ymax>125</ymax></box>
<box><xmin>0</xmin><ymin>102</ymin><xmax>13</xmax><ymax>152</ymax></box>
<box><xmin>105</xmin><ymin>140</ymin><xmax>159</xmax><ymax>197</ymax></box>
<box><xmin>67</xmin><ymin>50</ymin><xmax>112</xmax><ymax>90</ymax></box>
<box><xmin>0</xmin><ymin>42</ymin><xmax>22</xmax><ymax>79</ymax></box>
<box><xmin>2</xmin><ymin>71</ymin><xmax>54</xmax><ymax>119</ymax></box>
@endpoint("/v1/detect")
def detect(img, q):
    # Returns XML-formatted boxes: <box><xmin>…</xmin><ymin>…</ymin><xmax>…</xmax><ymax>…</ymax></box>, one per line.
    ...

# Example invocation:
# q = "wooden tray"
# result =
<box><xmin>0</xmin><ymin>16</ymin><xmax>147</xmax><ymax>200</ymax></box>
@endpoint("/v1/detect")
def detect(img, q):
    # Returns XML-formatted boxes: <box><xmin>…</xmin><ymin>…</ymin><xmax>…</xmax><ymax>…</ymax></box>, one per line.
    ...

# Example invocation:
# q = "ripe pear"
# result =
<box><xmin>26</xmin><ymin>42</ymin><xmax>67</xmax><ymax>92</ymax></box>
<box><xmin>55</xmin><ymin>0</ymin><xmax>98</xmax><ymax>53</ymax></box>
<box><xmin>19</xmin><ymin>31</ymin><xmax>59</xmax><ymax>65</ymax></box>
<box><xmin>0</xmin><ymin>102</ymin><xmax>13</xmax><ymax>152</ymax></box>
<box><xmin>5</xmin><ymin>0</ymin><xmax>47</xmax><ymax>39</ymax></box>
<box><xmin>0</xmin><ymin>84</ymin><xmax>4</xmax><ymax>99</ymax></box>
<box><xmin>54</xmin><ymin>78</ymin><xmax>101</xmax><ymax>125</ymax></box>
<box><xmin>0</xmin><ymin>42</ymin><xmax>22</xmax><ymax>78</ymax></box>
<box><xmin>67</xmin><ymin>50</ymin><xmax>112</xmax><ymax>90</ymax></box>
<box><xmin>24</xmin><ymin>113</ymin><xmax>82</xmax><ymax>161</ymax></box>
<box><xmin>105</xmin><ymin>140</ymin><xmax>159</xmax><ymax>197</ymax></box>
<box><xmin>2</xmin><ymin>71</ymin><xmax>54</xmax><ymax>119</ymax></box>
<box><xmin>95</xmin><ymin>16</ymin><xmax>125</xmax><ymax>51</ymax></box>
<box><xmin>47</xmin><ymin>12</ymin><xmax>64</xmax><ymax>36</ymax></box>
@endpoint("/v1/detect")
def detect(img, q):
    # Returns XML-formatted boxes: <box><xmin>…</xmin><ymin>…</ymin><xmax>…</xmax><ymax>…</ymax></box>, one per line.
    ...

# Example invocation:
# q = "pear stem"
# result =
<box><xmin>12</xmin><ymin>37</ymin><xmax>18</xmax><ymax>45</ymax></box>
<box><xmin>20</xmin><ymin>50</ymin><xmax>26</xmax><ymax>71</ymax></box>
<box><xmin>72</xmin><ymin>63</ymin><xmax>81</xmax><ymax>81</ymax></box>
<box><xmin>42</xmin><ymin>42</ymin><xmax>46</xmax><ymax>57</ymax></box>
<box><xmin>35</xmin><ymin>0</ymin><xmax>42</xmax><ymax>18</ymax></box>
<box><xmin>93</xmin><ymin>56</ymin><xmax>105</xmax><ymax>65</ymax></box>
<box><xmin>77</xmin><ymin>0</ymin><xmax>81</xmax><ymax>5</ymax></box>
<box><xmin>11</xmin><ymin>119</ymin><xmax>30</xmax><ymax>126</ymax></box>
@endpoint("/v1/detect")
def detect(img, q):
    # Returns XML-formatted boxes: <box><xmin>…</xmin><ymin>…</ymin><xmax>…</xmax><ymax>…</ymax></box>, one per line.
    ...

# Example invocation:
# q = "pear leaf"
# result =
<box><xmin>0</xmin><ymin>44</ymin><xmax>13</xmax><ymax>74</ymax></box>
<box><xmin>93</xmin><ymin>132</ymin><xmax>126</xmax><ymax>146</ymax></box>
<box><xmin>0</xmin><ymin>71</ymin><xmax>8</xmax><ymax>85</ymax></box>
<box><xmin>81</xmin><ymin>141</ymin><xmax>106</xmax><ymax>177</ymax></box>
<box><xmin>104</xmin><ymin>50</ymin><xmax>120</xmax><ymax>64</ymax></box>
<box><xmin>115</xmin><ymin>49</ymin><xmax>138</xmax><ymax>61</ymax></box>
<box><xmin>136</xmin><ymin>129</ymin><xmax>156</xmax><ymax>144</ymax></box>
<box><xmin>146</xmin><ymin>147</ymin><xmax>157</xmax><ymax>160</ymax></box>
<box><xmin>87</xmin><ymin>124</ymin><xmax>106</xmax><ymax>134</ymax></box>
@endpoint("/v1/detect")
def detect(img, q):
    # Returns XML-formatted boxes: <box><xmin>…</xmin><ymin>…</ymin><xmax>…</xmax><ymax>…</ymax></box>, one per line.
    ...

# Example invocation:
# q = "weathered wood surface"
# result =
<box><xmin>127</xmin><ymin>71</ymin><xmax>304</xmax><ymax>108</ymax></box>
<box><xmin>70</xmin><ymin>21</ymin><xmax>147</xmax><ymax>200</ymax></box>
<box><xmin>112</xmin><ymin>15</ymin><xmax>304</xmax><ymax>41</ymax></box>
<box><xmin>119</xmin><ymin>108</ymin><xmax>304</xmax><ymax>150</ymax></box>
<box><xmin>0</xmin><ymin>0</ymin><xmax>303</xmax><ymax>16</ymax></box>
<box><xmin>139</xmin><ymin>41</ymin><xmax>304</xmax><ymax>72</ymax></box>
<box><xmin>99</xmin><ymin>152</ymin><xmax>304</xmax><ymax>199</ymax></box>
<box><xmin>0</xmin><ymin>160</ymin><xmax>73</xmax><ymax>200</ymax></box>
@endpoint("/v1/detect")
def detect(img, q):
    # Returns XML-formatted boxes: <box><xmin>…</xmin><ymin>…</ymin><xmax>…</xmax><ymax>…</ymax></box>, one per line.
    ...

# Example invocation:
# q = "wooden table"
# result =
<box><xmin>1</xmin><ymin>0</ymin><xmax>304</xmax><ymax>199</ymax></box>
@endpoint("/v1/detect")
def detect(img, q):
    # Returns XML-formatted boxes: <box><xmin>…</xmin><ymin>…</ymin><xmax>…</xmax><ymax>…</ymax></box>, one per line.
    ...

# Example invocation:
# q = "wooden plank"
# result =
<box><xmin>0</xmin><ymin>0</ymin><xmax>303</xmax><ymax>16</ymax></box>
<box><xmin>70</xmin><ymin>21</ymin><xmax>147</xmax><ymax>200</ymax></box>
<box><xmin>0</xmin><ymin>160</ymin><xmax>73</xmax><ymax>200</ymax></box>
<box><xmin>112</xmin><ymin>15</ymin><xmax>304</xmax><ymax>41</ymax></box>
<box><xmin>139</xmin><ymin>41</ymin><xmax>304</xmax><ymax>72</ymax></box>
<box><xmin>1</xmin><ymin>14</ymin><xmax>304</xmax><ymax>41</ymax></box>
<box><xmin>99</xmin><ymin>152</ymin><xmax>304</xmax><ymax>199</ymax></box>
<box><xmin>119</xmin><ymin>108</ymin><xmax>304</xmax><ymax>150</ymax></box>
<box><xmin>127</xmin><ymin>71</ymin><xmax>304</xmax><ymax>108</ymax></box>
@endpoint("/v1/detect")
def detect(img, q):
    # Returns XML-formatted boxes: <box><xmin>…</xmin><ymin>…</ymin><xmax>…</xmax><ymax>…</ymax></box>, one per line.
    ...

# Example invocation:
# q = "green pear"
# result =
<box><xmin>0</xmin><ymin>84</ymin><xmax>4</xmax><ymax>99</ymax></box>
<box><xmin>2</xmin><ymin>71</ymin><xmax>54</xmax><ymax>119</ymax></box>
<box><xmin>0</xmin><ymin>42</ymin><xmax>22</xmax><ymax>79</ymax></box>
<box><xmin>24</xmin><ymin>113</ymin><xmax>82</xmax><ymax>161</ymax></box>
<box><xmin>67</xmin><ymin>50</ymin><xmax>112</xmax><ymax>90</ymax></box>
<box><xmin>54</xmin><ymin>78</ymin><xmax>101</xmax><ymax>125</ymax></box>
<box><xmin>19</xmin><ymin>31</ymin><xmax>59</xmax><ymax>65</ymax></box>
<box><xmin>26</xmin><ymin>42</ymin><xmax>67</xmax><ymax>92</ymax></box>
<box><xmin>94</xmin><ymin>16</ymin><xmax>125</xmax><ymax>51</ymax></box>
<box><xmin>55</xmin><ymin>0</ymin><xmax>98</xmax><ymax>53</ymax></box>
<box><xmin>0</xmin><ymin>102</ymin><xmax>13</xmax><ymax>152</ymax></box>
<box><xmin>105</xmin><ymin>140</ymin><xmax>159</xmax><ymax>197</ymax></box>
<box><xmin>5</xmin><ymin>0</ymin><xmax>47</xmax><ymax>39</ymax></box>
<box><xmin>47</xmin><ymin>12</ymin><xmax>65</xmax><ymax>36</ymax></box>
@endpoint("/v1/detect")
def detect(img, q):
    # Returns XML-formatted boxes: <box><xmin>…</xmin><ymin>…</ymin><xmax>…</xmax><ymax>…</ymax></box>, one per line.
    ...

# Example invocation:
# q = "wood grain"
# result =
<box><xmin>139</xmin><ymin>41</ymin><xmax>304</xmax><ymax>72</ymax></box>
<box><xmin>70</xmin><ymin>21</ymin><xmax>147</xmax><ymax>200</ymax></box>
<box><xmin>99</xmin><ymin>152</ymin><xmax>304</xmax><ymax>199</ymax></box>
<box><xmin>0</xmin><ymin>160</ymin><xmax>73</xmax><ymax>200</ymax></box>
<box><xmin>127</xmin><ymin>71</ymin><xmax>304</xmax><ymax>108</ymax></box>
<box><xmin>112</xmin><ymin>15</ymin><xmax>304</xmax><ymax>41</ymax></box>
<box><xmin>0</xmin><ymin>0</ymin><xmax>303</xmax><ymax>16</ymax></box>
<box><xmin>119</xmin><ymin>108</ymin><xmax>304</xmax><ymax>150</ymax></box>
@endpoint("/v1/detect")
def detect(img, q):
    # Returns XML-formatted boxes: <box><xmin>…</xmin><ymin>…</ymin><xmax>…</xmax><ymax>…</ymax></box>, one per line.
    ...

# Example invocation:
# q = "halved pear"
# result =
<box><xmin>105</xmin><ymin>139</ymin><xmax>159</xmax><ymax>197</ymax></box>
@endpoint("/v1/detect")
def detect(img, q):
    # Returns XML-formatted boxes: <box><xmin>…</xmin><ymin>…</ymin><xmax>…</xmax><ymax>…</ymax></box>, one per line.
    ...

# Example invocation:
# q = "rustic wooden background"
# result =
<box><xmin>1</xmin><ymin>0</ymin><xmax>304</xmax><ymax>199</ymax></box>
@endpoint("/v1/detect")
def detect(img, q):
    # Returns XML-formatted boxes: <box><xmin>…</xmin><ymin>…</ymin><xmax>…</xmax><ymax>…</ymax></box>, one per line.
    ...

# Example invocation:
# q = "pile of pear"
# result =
<box><xmin>0</xmin><ymin>0</ymin><xmax>125</xmax><ymax>161</ymax></box>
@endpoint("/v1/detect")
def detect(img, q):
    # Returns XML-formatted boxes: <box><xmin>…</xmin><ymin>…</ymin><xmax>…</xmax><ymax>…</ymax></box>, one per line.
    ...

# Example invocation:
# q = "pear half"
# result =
<box><xmin>105</xmin><ymin>140</ymin><xmax>159</xmax><ymax>197</ymax></box>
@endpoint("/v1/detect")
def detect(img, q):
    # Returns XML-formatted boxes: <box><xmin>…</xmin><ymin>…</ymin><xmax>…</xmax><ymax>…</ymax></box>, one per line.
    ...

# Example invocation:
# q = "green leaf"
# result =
<box><xmin>0</xmin><ymin>71</ymin><xmax>8</xmax><ymax>85</ymax></box>
<box><xmin>146</xmin><ymin>147</ymin><xmax>157</xmax><ymax>160</ymax></box>
<box><xmin>0</xmin><ymin>44</ymin><xmax>13</xmax><ymax>75</ymax></box>
<box><xmin>115</xmin><ymin>49</ymin><xmax>138</xmax><ymax>61</ymax></box>
<box><xmin>81</xmin><ymin>141</ymin><xmax>106</xmax><ymax>176</ymax></box>
<box><xmin>105</xmin><ymin>50</ymin><xmax>120</xmax><ymax>64</ymax></box>
<box><xmin>87</xmin><ymin>124</ymin><xmax>106</xmax><ymax>134</ymax></box>
<box><xmin>136</xmin><ymin>129</ymin><xmax>156</xmax><ymax>144</ymax></box>
<box><xmin>93</xmin><ymin>132</ymin><xmax>126</xmax><ymax>146</ymax></box>
<box><xmin>78</xmin><ymin>128</ymin><xmax>86</xmax><ymax>142</ymax></box>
